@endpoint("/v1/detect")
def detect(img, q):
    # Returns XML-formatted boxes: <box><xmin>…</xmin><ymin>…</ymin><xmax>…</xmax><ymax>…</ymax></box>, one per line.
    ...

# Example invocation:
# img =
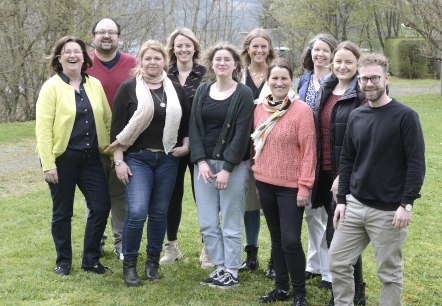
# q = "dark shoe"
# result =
<box><xmin>53</xmin><ymin>265</ymin><xmax>71</xmax><ymax>276</ymax></box>
<box><xmin>293</xmin><ymin>295</ymin><xmax>307</xmax><ymax>306</ymax></box>
<box><xmin>200</xmin><ymin>269</ymin><xmax>225</xmax><ymax>286</ymax></box>
<box><xmin>82</xmin><ymin>262</ymin><xmax>109</xmax><ymax>274</ymax></box>
<box><xmin>123</xmin><ymin>257</ymin><xmax>141</xmax><ymax>287</ymax></box>
<box><xmin>317</xmin><ymin>280</ymin><xmax>332</xmax><ymax>290</ymax></box>
<box><xmin>145</xmin><ymin>253</ymin><xmax>160</xmax><ymax>280</ymax></box>
<box><xmin>354</xmin><ymin>282</ymin><xmax>366</xmax><ymax>305</ymax></box>
<box><xmin>265</xmin><ymin>257</ymin><xmax>276</xmax><ymax>279</ymax></box>
<box><xmin>327</xmin><ymin>291</ymin><xmax>334</xmax><ymax>306</ymax></box>
<box><xmin>209</xmin><ymin>271</ymin><xmax>239</xmax><ymax>289</ymax></box>
<box><xmin>259</xmin><ymin>288</ymin><xmax>289</xmax><ymax>303</ymax></box>
<box><xmin>305</xmin><ymin>271</ymin><xmax>321</xmax><ymax>280</ymax></box>
<box><xmin>238</xmin><ymin>245</ymin><xmax>259</xmax><ymax>272</ymax></box>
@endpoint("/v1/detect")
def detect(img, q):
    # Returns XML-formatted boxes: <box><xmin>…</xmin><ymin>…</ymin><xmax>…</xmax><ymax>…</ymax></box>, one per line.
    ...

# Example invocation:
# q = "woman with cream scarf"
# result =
<box><xmin>107</xmin><ymin>40</ymin><xmax>190</xmax><ymax>286</ymax></box>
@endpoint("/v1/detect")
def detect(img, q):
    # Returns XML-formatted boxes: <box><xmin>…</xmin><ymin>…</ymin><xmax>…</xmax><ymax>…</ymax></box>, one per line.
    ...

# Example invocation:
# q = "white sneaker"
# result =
<box><xmin>159</xmin><ymin>242</ymin><xmax>183</xmax><ymax>265</ymax></box>
<box><xmin>199</xmin><ymin>246</ymin><xmax>215</xmax><ymax>269</ymax></box>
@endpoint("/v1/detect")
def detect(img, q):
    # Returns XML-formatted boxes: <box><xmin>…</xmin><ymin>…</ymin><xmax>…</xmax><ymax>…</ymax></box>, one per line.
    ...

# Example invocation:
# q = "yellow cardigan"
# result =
<box><xmin>35</xmin><ymin>74</ymin><xmax>111</xmax><ymax>172</ymax></box>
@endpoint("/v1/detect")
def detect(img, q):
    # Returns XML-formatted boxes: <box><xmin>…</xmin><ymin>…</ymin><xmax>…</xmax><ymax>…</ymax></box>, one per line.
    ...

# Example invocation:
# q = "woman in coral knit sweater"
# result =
<box><xmin>251</xmin><ymin>58</ymin><xmax>316</xmax><ymax>306</ymax></box>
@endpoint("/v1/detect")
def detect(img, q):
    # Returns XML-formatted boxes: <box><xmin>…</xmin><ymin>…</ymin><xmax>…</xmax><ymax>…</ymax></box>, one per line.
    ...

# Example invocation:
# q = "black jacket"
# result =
<box><xmin>310</xmin><ymin>73</ymin><xmax>365</xmax><ymax>207</ymax></box>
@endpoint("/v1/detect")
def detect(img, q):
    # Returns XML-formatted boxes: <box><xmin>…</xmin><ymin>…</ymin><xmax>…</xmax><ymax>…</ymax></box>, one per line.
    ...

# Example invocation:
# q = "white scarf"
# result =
<box><xmin>110</xmin><ymin>71</ymin><xmax>182</xmax><ymax>154</ymax></box>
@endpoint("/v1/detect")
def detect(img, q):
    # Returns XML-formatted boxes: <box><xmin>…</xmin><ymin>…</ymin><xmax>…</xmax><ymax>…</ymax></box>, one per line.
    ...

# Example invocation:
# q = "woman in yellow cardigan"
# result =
<box><xmin>36</xmin><ymin>36</ymin><xmax>111</xmax><ymax>276</ymax></box>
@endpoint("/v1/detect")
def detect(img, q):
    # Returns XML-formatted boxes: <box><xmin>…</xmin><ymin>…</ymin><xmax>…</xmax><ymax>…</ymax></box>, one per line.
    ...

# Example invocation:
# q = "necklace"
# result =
<box><xmin>150</xmin><ymin>87</ymin><xmax>166</xmax><ymax>107</ymax></box>
<box><xmin>250</xmin><ymin>70</ymin><xmax>265</xmax><ymax>82</ymax></box>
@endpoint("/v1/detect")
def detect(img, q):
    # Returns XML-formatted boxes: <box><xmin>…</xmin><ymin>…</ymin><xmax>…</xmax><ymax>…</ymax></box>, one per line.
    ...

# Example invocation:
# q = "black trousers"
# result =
<box><xmin>166</xmin><ymin>154</ymin><xmax>195</xmax><ymax>241</ymax></box>
<box><xmin>49</xmin><ymin>149</ymin><xmax>110</xmax><ymax>268</ymax></box>
<box><xmin>256</xmin><ymin>180</ymin><xmax>306</xmax><ymax>296</ymax></box>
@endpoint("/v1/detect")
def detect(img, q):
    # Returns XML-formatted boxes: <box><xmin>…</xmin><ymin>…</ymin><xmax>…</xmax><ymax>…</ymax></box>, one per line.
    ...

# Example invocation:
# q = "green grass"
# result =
<box><xmin>0</xmin><ymin>120</ymin><xmax>36</xmax><ymax>145</ymax></box>
<box><xmin>0</xmin><ymin>94</ymin><xmax>441</xmax><ymax>305</ymax></box>
<box><xmin>389</xmin><ymin>76</ymin><xmax>439</xmax><ymax>86</ymax></box>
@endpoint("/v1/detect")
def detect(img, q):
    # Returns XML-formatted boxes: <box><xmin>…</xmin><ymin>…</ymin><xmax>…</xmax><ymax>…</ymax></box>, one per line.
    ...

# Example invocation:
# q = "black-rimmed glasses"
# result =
<box><xmin>357</xmin><ymin>75</ymin><xmax>381</xmax><ymax>85</ymax></box>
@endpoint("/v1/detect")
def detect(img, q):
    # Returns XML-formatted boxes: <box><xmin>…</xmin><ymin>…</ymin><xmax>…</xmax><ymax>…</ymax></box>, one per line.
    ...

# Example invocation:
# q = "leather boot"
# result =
<box><xmin>145</xmin><ymin>253</ymin><xmax>160</xmax><ymax>280</ymax></box>
<box><xmin>238</xmin><ymin>245</ymin><xmax>259</xmax><ymax>272</ymax></box>
<box><xmin>123</xmin><ymin>257</ymin><xmax>141</xmax><ymax>287</ymax></box>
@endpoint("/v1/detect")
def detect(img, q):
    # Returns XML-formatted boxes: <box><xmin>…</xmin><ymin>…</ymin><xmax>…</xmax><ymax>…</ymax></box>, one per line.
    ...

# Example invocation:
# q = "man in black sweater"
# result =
<box><xmin>329</xmin><ymin>53</ymin><xmax>425</xmax><ymax>306</ymax></box>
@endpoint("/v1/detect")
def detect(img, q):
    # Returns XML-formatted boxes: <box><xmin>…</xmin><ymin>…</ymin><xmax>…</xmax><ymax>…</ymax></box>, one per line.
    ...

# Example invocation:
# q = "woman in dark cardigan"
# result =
<box><xmin>190</xmin><ymin>43</ymin><xmax>254</xmax><ymax>289</ymax></box>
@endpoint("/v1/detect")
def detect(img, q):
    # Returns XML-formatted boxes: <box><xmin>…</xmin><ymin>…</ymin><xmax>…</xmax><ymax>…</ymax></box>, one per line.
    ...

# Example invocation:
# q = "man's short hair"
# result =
<box><xmin>91</xmin><ymin>18</ymin><xmax>121</xmax><ymax>36</ymax></box>
<box><xmin>358</xmin><ymin>53</ymin><xmax>389</xmax><ymax>74</ymax></box>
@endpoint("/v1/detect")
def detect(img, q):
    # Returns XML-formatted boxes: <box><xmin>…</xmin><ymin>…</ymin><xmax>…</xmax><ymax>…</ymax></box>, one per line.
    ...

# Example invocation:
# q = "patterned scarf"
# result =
<box><xmin>251</xmin><ymin>94</ymin><xmax>292</xmax><ymax>160</ymax></box>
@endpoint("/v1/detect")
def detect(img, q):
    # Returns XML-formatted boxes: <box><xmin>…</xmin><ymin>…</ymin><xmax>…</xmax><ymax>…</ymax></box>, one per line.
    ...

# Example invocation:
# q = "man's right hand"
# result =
<box><xmin>333</xmin><ymin>203</ymin><xmax>346</xmax><ymax>229</ymax></box>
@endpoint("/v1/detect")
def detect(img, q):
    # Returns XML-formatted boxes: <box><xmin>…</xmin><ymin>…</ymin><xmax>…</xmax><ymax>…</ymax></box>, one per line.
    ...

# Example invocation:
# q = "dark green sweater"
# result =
<box><xmin>189</xmin><ymin>82</ymin><xmax>254</xmax><ymax>172</ymax></box>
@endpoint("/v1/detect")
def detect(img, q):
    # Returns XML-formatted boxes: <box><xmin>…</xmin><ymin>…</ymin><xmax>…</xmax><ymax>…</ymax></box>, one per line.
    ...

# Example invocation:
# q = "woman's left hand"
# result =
<box><xmin>297</xmin><ymin>195</ymin><xmax>310</xmax><ymax>207</ymax></box>
<box><xmin>170</xmin><ymin>146</ymin><xmax>189</xmax><ymax>157</ymax></box>
<box><xmin>215</xmin><ymin>169</ymin><xmax>230</xmax><ymax>190</ymax></box>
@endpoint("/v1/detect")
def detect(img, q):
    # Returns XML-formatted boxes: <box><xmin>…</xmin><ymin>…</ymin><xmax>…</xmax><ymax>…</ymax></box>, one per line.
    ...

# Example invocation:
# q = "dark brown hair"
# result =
<box><xmin>301</xmin><ymin>33</ymin><xmax>338</xmax><ymax>71</ymax></box>
<box><xmin>268</xmin><ymin>58</ymin><xmax>294</xmax><ymax>80</ymax></box>
<box><xmin>48</xmin><ymin>36</ymin><xmax>92</xmax><ymax>73</ymax></box>
<box><xmin>202</xmin><ymin>43</ymin><xmax>243</xmax><ymax>82</ymax></box>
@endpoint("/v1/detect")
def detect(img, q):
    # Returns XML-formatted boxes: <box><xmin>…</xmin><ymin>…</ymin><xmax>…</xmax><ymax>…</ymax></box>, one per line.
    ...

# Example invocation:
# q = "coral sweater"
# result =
<box><xmin>87</xmin><ymin>51</ymin><xmax>136</xmax><ymax>109</ymax></box>
<box><xmin>252</xmin><ymin>99</ymin><xmax>317</xmax><ymax>196</ymax></box>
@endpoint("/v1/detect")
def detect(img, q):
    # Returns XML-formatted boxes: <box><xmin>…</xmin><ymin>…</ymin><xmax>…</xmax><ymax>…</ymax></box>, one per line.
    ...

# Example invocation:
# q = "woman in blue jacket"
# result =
<box><xmin>297</xmin><ymin>33</ymin><xmax>337</xmax><ymax>291</ymax></box>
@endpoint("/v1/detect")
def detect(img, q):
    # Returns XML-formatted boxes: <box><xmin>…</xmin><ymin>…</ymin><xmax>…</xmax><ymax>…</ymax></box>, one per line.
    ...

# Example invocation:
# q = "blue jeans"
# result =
<box><xmin>49</xmin><ymin>149</ymin><xmax>110</xmax><ymax>268</ymax></box>
<box><xmin>194</xmin><ymin>160</ymin><xmax>249</xmax><ymax>269</ymax></box>
<box><xmin>122</xmin><ymin>150</ymin><xmax>178</xmax><ymax>258</ymax></box>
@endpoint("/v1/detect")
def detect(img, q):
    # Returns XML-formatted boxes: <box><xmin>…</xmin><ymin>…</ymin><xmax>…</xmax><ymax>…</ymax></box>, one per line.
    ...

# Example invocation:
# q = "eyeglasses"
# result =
<box><xmin>358</xmin><ymin>75</ymin><xmax>381</xmax><ymax>85</ymax></box>
<box><xmin>62</xmin><ymin>50</ymin><xmax>83</xmax><ymax>56</ymax></box>
<box><xmin>94</xmin><ymin>30</ymin><xmax>119</xmax><ymax>36</ymax></box>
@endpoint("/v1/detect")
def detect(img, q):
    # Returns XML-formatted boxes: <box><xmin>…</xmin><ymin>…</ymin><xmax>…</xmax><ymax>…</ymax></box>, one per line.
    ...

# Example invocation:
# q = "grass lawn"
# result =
<box><xmin>0</xmin><ymin>94</ymin><xmax>441</xmax><ymax>305</ymax></box>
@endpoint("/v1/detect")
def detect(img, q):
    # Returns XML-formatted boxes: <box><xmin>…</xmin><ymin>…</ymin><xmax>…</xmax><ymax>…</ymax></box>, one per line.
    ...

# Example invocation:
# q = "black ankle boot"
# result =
<box><xmin>354</xmin><ymin>282</ymin><xmax>366</xmax><ymax>305</ymax></box>
<box><xmin>239</xmin><ymin>245</ymin><xmax>259</xmax><ymax>272</ymax></box>
<box><xmin>145</xmin><ymin>253</ymin><xmax>160</xmax><ymax>280</ymax></box>
<box><xmin>265</xmin><ymin>256</ymin><xmax>276</xmax><ymax>279</ymax></box>
<box><xmin>123</xmin><ymin>257</ymin><xmax>141</xmax><ymax>286</ymax></box>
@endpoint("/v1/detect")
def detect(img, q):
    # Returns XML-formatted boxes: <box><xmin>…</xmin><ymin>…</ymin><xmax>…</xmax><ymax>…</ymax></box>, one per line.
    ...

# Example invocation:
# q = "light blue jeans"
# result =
<box><xmin>194</xmin><ymin>160</ymin><xmax>249</xmax><ymax>269</ymax></box>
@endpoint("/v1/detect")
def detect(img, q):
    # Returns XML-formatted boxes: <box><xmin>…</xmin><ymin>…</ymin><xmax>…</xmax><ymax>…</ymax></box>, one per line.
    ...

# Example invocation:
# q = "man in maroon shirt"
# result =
<box><xmin>87</xmin><ymin>18</ymin><xmax>136</xmax><ymax>260</ymax></box>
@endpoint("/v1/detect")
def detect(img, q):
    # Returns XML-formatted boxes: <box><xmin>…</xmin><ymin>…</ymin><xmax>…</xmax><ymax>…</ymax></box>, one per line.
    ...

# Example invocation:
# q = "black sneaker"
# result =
<box><xmin>305</xmin><ymin>271</ymin><xmax>321</xmax><ymax>280</ymax></box>
<box><xmin>200</xmin><ymin>269</ymin><xmax>225</xmax><ymax>286</ymax></box>
<box><xmin>209</xmin><ymin>271</ymin><xmax>239</xmax><ymax>289</ymax></box>
<box><xmin>259</xmin><ymin>288</ymin><xmax>289</xmax><ymax>303</ymax></box>
<box><xmin>53</xmin><ymin>265</ymin><xmax>71</xmax><ymax>276</ymax></box>
<box><xmin>293</xmin><ymin>295</ymin><xmax>307</xmax><ymax>306</ymax></box>
<box><xmin>82</xmin><ymin>262</ymin><xmax>109</xmax><ymax>274</ymax></box>
<box><xmin>317</xmin><ymin>280</ymin><xmax>332</xmax><ymax>290</ymax></box>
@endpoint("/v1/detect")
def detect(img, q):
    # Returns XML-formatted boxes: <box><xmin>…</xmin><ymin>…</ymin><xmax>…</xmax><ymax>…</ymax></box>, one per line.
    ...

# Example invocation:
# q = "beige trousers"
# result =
<box><xmin>329</xmin><ymin>194</ymin><xmax>407</xmax><ymax>306</ymax></box>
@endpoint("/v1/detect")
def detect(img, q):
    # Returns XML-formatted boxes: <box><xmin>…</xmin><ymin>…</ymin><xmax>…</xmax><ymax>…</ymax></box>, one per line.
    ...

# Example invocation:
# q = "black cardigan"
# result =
<box><xmin>110</xmin><ymin>77</ymin><xmax>190</xmax><ymax>150</ymax></box>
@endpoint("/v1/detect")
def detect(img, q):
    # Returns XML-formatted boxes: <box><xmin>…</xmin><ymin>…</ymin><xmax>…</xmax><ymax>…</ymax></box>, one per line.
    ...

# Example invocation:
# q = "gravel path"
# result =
<box><xmin>0</xmin><ymin>144</ymin><xmax>45</xmax><ymax>199</ymax></box>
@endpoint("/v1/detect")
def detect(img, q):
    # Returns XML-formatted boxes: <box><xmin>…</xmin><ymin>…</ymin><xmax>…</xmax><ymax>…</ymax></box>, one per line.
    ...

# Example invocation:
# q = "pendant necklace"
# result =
<box><xmin>151</xmin><ymin>87</ymin><xmax>166</xmax><ymax>107</ymax></box>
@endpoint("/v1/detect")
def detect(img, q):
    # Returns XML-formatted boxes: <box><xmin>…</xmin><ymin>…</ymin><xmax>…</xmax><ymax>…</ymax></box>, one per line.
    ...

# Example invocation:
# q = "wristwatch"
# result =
<box><xmin>114</xmin><ymin>160</ymin><xmax>124</xmax><ymax>166</ymax></box>
<box><xmin>400</xmin><ymin>204</ymin><xmax>413</xmax><ymax>212</ymax></box>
